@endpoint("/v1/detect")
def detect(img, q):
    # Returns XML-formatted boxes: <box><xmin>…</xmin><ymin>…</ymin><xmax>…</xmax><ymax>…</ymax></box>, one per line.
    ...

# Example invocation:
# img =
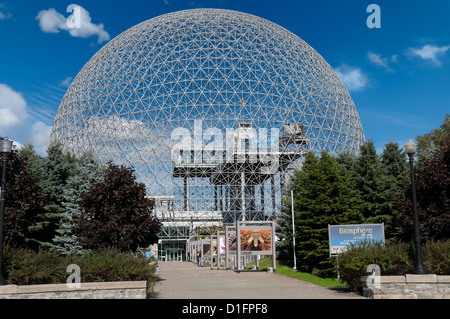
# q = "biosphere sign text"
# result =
<box><xmin>328</xmin><ymin>224</ymin><xmax>385</xmax><ymax>256</ymax></box>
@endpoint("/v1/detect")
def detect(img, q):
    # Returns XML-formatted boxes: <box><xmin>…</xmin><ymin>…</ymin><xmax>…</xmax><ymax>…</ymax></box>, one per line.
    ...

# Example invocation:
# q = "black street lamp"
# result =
<box><xmin>0</xmin><ymin>137</ymin><xmax>13</xmax><ymax>285</ymax></box>
<box><xmin>404</xmin><ymin>139</ymin><xmax>427</xmax><ymax>275</ymax></box>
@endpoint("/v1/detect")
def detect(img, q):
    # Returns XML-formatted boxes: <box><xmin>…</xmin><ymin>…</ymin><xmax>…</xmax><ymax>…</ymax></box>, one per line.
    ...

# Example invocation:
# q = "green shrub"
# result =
<box><xmin>423</xmin><ymin>240</ymin><xmax>450</xmax><ymax>274</ymax></box>
<box><xmin>337</xmin><ymin>240</ymin><xmax>450</xmax><ymax>293</ymax></box>
<box><xmin>69</xmin><ymin>248</ymin><xmax>157</xmax><ymax>285</ymax></box>
<box><xmin>3</xmin><ymin>247</ymin><xmax>66</xmax><ymax>285</ymax></box>
<box><xmin>3</xmin><ymin>246</ymin><xmax>157</xmax><ymax>291</ymax></box>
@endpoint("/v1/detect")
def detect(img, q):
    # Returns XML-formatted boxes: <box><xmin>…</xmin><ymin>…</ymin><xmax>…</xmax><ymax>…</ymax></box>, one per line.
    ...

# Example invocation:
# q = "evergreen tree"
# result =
<box><xmin>51</xmin><ymin>151</ymin><xmax>105</xmax><ymax>255</ymax></box>
<box><xmin>380</xmin><ymin>141</ymin><xmax>409</xmax><ymax>240</ymax></box>
<box><xmin>284</xmin><ymin>151</ymin><xmax>363</xmax><ymax>276</ymax></box>
<box><xmin>338</xmin><ymin>141</ymin><xmax>410</xmax><ymax>240</ymax></box>
<box><xmin>275</xmin><ymin>178</ymin><xmax>295</xmax><ymax>263</ymax></box>
<box><xmin>16</xmin><ymin>144</ymin><xmax>45</xmax><ymax>183</ymax></box>
<box><xmin>353</xmin><ymin>140</ymin><xmax>391</xmax><ymax>224</ymax></box>
<box><xmin>381</xmin><ymin>142</ymin><xmax>409</xmax><ymax>183</ymax></box>
<box><xmin>336</xmin><ymin>151</ymin><xmax>357</xmax><ymax>174</ymax></box>
<box><xmin>35</xmin><ymin>144</ymin><xmax>75</xmax><ymax>246</ymax></box>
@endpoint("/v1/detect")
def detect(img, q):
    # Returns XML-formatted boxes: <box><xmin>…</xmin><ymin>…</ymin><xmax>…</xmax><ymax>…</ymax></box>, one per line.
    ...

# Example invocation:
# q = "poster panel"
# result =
<box><xmin>227</xmin><ymin>230</ymin><xmax>237</xmax><ymax>255</ymax></box>
<box><xmin>212</xmin><ymin>240</ymin><xmax>218</xmax><ymax>256</ymax></box>
<box><xmin>239</xmin><ymin>229</ymin><xmax>272</xmax><ymax>255</ymax></box>
<box><xmin>328</xmin><ymin>223</ymin><xmax>385</xmax><ymax>256</ymax></box>
<box><xmin>236</xmin><ymin>221</ymin><xmax>276</xmax><ymax>271</ymax></box>
<box><xmin>219</xmin><ymin>237</ymin><xmax>226</xmax><ymax>255</ymax></box>
<box><xmin>203</xmin><ymin>243</ymin><xmax>211</xmax><ymax>255</ymax></box>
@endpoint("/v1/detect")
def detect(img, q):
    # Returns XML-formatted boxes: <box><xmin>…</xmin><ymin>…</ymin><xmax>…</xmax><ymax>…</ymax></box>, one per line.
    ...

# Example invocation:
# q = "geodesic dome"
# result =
<box><xmin>50</xmin><ymin>9</ymin><xmax>364</xmax><ymax>222</ymax></box>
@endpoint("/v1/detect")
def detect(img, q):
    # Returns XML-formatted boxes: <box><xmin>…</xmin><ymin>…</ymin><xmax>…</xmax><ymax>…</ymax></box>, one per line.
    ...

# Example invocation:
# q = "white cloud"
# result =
<box><xmin>60</xmin><ymin>76</ymin><xmax>73</xmax><ymax>87</ymax></box>
<box><xmin>408</xmin><ymin>44</ymin><xmax>450</xmax><ymax>65</ymax></box>
<box><xmin>36</xmin><ymin>8</ymin><xmax>65</xmax><ymax>33</ymax></box>
<box><xmin>368</xmin><ymin>52</ymin><xmax>389</xmax><ymax>71</ymax></box>
<box><xmin>368</xmin><ymin>52</ymin><xmax>399</xmax><ymax>72</ymax></box>
<box><xmin>30</xmin><ymin>121</ymin><xmax>53</xmax><ymax>154</ymax></box>
<box><xmin>163</xmin><ymin>0</ymin><xmax>170</xmax><ymax>5</ymax></box>
<box><xmin>36</xmin><ymin>6</ymin><xmax>110</xmax><ymax>43</ymax></box>
<box><xmin>0</xmin><ymin>11</ymin><xmax>10</xmax><ymax>20</ymax></box>
<box><xmin>67</xmin><ymin>7</ymin><xmax>110</xmax><ymax>43</ymax></box>
<box><xmin>0</xmin><ymin>3</ymin><xmax>12</xmax><ymax>20</ymax></box>
<box><xmin>0</xmin><ymin>83</ymin><xmax>53</xmax><ymax>155</ymax></box>
<box><xmin>335</xmin><ymin>65</ymin><xmax>368</xmax><ymax>92</ymax></box>
<box><xmin>0</xmin><ymin>83</ymin><xmax>28</xmax><ymax>131</ymax></box>
<box><xmin>368</xmin><ymin>52</ymin><xmax>389</xmax><ymax>69</ymax></box>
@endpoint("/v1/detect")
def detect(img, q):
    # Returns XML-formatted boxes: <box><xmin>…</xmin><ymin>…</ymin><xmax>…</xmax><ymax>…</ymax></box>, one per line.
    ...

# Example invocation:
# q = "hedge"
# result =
<box><xmin>337</xmin><ymin>239</ymin><xmax>450</xmax><ymax>293</ymax></box>
<box><xmin>3</xmin><ymin>246</ymin><xmax>157</xmax><ymax>291</ymax></box>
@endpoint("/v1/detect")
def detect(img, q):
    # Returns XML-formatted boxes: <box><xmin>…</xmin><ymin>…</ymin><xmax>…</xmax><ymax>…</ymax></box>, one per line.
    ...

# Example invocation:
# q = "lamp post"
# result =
<box><xmin>291</xmin><ymin>189</ymin><xmax>297</xmax><ymax>271</ymax></box>
<box><xmin>284</xmin><ymin>191</ymin><xmax>297</xmax><ymax>270</ymax></box>
<box><xmin>0</xmin><ymin>137</ymin><xmax>13</xmax><ymax>285</ymax></box>
<box><xmin>404</xmin><ymin>139</ymin><xmax>427</xmax><ymax>275</ymax></box>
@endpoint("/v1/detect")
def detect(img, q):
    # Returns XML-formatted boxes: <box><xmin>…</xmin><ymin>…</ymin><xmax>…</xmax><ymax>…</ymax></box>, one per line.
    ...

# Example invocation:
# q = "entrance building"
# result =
<box><xmin>149</xmin><ymin>195</ymin><xmax>223</xmax><ymax>261</ymax></box>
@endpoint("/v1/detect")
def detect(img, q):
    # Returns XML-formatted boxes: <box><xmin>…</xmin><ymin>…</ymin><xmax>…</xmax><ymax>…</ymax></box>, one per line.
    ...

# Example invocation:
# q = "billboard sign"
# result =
<box><xmin>237</xmin><ymin>222</ymin><xmax>275</xmax><ymax>256</ymax></box>
<box><xmin>219</xmin><ymin>237</ymin><xmax>226</xmax><ymax>255</ymax></box>
<box><xmin>235</xmin><ymin>221</ymin><xmax>277</xmax><ymax>271</ymax></box>
<box><xmin>328</xmin><ymin>223</ymin><xmax>385</xmax><ymax>256</ymax></box>
<box><xmin>240</xmin><ymin>229</ymin><xmax>272</xmax><ymax>253</ymax></box>
<box><xmin>226</xmin><ymin>227</ymin><xmax>237</xmax><ymax>255</ymax></box>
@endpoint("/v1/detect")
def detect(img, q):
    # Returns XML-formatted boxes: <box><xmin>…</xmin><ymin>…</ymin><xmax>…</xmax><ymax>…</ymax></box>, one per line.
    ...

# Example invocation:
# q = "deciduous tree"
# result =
<box><xmin>2</xmin><ymin>149</ymin><xmax>46</xmax><ymax>248</ymax></box>
<box><xmin>74</xmin><ymin>163</ymin><xmax>162</xmax><ymax>252</ymax></box>
<box><xmin>398</xmin><ymin>131</ymin><xmax>450</xmax><ymax>241</ymax></box>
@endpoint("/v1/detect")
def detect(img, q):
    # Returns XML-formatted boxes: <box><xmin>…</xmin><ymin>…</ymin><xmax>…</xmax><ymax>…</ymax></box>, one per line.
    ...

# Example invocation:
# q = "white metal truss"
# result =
<box><xmin>50</xmin><ymin>9</ymin><xmax>365</xmax><ymax>244</ymax></box>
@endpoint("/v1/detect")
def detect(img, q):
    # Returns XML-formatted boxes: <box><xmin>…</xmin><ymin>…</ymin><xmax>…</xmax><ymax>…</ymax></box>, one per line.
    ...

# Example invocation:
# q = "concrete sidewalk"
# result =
<box><xmin>150</xmin><ymin>262</ymin><xmax>366</xmax><ymax>299</ymax></box>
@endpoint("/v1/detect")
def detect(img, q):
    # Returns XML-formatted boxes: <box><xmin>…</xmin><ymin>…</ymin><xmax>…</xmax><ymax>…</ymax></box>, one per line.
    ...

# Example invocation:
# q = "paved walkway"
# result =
<box><xmin>150</xmin><ymin>262</ymin><xmax>365</xmax><ymax>299</ymax></box>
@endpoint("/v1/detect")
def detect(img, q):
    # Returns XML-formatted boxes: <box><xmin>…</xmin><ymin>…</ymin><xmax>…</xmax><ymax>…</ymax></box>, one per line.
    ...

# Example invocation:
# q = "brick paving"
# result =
<box><xmin>150</xmin><ymin>262</ymin><xmax>366</xmax><ymax>299</ymax></box>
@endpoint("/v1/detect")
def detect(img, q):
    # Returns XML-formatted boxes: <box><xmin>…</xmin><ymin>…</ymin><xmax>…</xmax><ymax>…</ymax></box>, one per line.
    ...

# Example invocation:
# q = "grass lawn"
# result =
<box><xmin>245</xmin><ymin>257</ymin><xmax>346</xmax><ymax>288</ymax></box>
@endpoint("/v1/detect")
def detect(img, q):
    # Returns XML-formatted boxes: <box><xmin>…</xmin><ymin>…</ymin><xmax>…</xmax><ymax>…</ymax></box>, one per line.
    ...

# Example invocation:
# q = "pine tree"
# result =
<box><xmin>51</xmin><ymin>151</ymin><xmax>105</xmax><ymax>255</ymax></box>
<box><xmin>381</xmin><ymin>142</ymin><xmax>409</xmax><ymax>183</ymax></box>
<box><xmin>284</xmin><ymin>151</ymin><xmax>363</xmax><ymax>276</ymax></box>
<box><xmin>353</xmin><ymin>140</ymin><xmax>390</xmax><ymax>224</ymax></box>
<box><xmin>336</xmin><ymin>151</ymin><xmax>357</xmax><ymax>173</ymax></box>
<box><xmin>34</xmin><ymin>144</ymin><xmax>75</xmax><ymax>246</ymax></box>
<box><xmin>276</xmin><ymin>177</ymin><xmax>295</xmax><ymax>263</ymax></box>
<box><xmin>380</xmin><ymin>141</ymin><xmax>409</xmax><ymax>240</ymax></box>
<box><xmin>16</xmin><ymin>144</ymin><xmax>45</xmax><ymax>183</ymax></box>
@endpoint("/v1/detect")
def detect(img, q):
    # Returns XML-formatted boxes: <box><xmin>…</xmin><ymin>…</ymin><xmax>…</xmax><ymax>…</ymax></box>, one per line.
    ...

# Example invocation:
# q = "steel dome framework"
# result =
<box><xmin>50</xmin><ymin>9</ymin><xmax>364</xmax><ymax>258</ymax></box>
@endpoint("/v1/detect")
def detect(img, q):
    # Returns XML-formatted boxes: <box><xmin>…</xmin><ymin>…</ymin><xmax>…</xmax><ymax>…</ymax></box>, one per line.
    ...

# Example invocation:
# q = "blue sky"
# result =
<box><xmin>0</xmin><ymin>0</ymin><xmax>449</xmax><ymax>155</ymax></box>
